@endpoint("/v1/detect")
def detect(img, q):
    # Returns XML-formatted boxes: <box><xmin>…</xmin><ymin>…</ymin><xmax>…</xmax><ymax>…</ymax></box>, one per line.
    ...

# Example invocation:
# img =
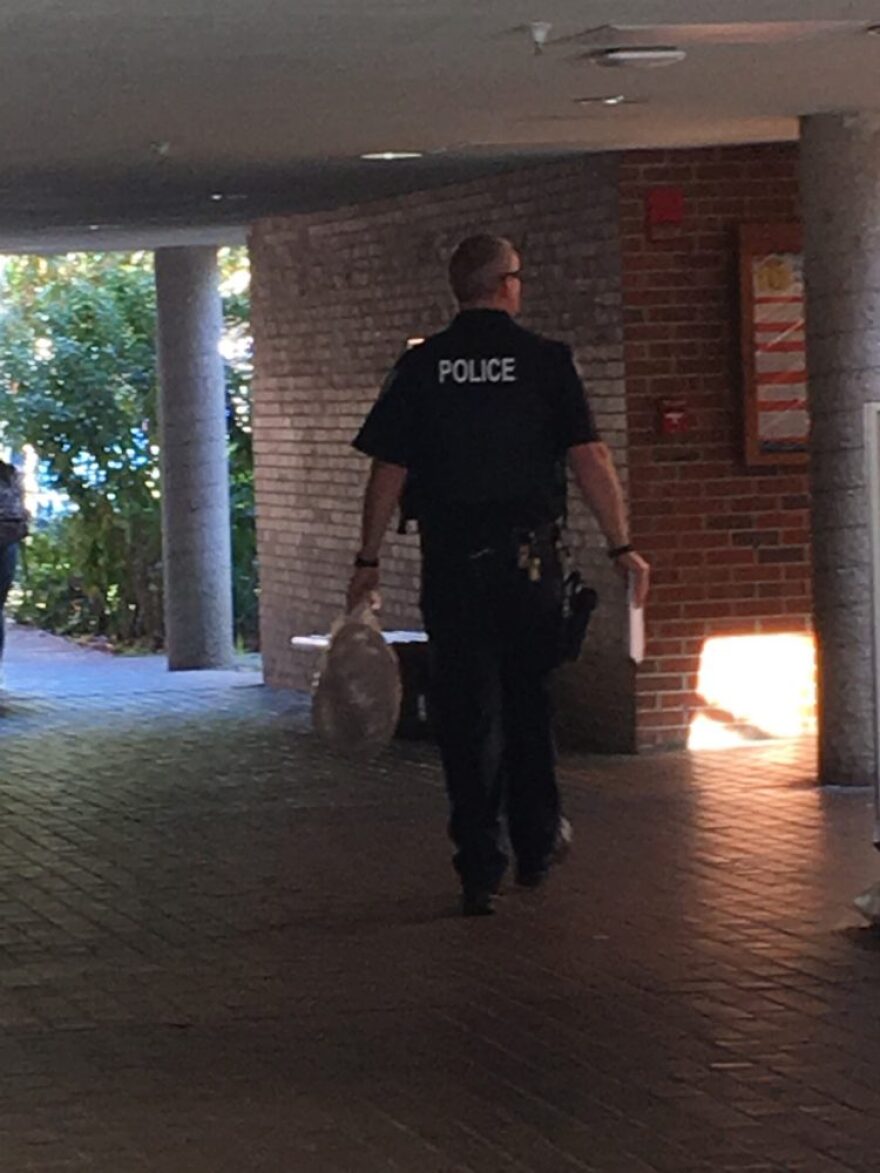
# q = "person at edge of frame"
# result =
<box><xmin>0</xmin><ymin>457</ymin><xmax>28</xmax><ymax>690</ymax></box>
<box><xmin>347</xmin><ymin>233</ymin><xmax>650</xmax><ymax>918</ymax></box>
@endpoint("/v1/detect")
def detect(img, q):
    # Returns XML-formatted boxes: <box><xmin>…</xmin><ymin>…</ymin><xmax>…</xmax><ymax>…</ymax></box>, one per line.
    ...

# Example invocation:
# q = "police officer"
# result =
<box><xmin>348</xmin><ymin>234</ymin><xmax>649</xmax><ymax>917</ymax></box>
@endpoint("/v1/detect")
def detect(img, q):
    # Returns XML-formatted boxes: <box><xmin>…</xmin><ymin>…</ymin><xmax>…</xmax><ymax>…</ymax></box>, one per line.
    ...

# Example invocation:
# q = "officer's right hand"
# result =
<box><xmin>347</xmin><ymin>567</ymin><xmax>380</xmax><ymax>614</ymax></box>
<box><xmin>615</xmin><ymin>551</ymin><xmax>650</xmax><ymax>608</ymax></box>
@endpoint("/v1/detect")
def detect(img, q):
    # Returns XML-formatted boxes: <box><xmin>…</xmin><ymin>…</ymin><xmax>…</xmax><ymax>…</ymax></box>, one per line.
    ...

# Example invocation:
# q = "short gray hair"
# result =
<box><xmin>448</xmin><ymin>234</ymin><xmax>514</xmax><ymax>304</ymax></box>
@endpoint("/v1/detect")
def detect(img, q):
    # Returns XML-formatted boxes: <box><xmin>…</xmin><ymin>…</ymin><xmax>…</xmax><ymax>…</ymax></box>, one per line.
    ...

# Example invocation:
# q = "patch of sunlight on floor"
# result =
<box><xmin>689</xmin><ymin>631</ymin><xmax>816</xmax><ymax>750</ymax></box>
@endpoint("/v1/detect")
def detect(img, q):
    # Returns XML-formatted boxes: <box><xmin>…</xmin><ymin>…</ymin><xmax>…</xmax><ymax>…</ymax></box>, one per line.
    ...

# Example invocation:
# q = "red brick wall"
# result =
<box><xmin>249</xmin><ymin>157</ymin><xmax>637</xmax><ymax>751</ymax></box>
<box><xmin>621</xmin><ymin>144</ymin><xmax>810</xmax><ymax>749</ymax></box>
<box><xmin>249</xmin><ymin>143</ymin><xmax>811</xmax><ymax>754</ymax></box>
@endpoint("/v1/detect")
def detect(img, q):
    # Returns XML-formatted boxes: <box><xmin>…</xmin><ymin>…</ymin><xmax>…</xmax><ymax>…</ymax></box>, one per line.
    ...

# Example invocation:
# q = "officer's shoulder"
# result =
<box><xmin>386</xmin><ymin>339</ymin><xmax>428</xmax><ymax>383</ymax></box>
<box><xmin>396</xmin><ymin>328</ymin><xmax>452</xmax><ymax>366</ymax></box>
<box><xmin>511</xmin><ymin>322</ymin><xmax>572</xmax><ymax>362</ymax></box>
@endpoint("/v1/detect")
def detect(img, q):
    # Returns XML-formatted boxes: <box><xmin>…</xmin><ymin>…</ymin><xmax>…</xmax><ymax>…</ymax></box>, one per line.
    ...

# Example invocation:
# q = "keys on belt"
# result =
<box><xmin>459</xmin><ymin>525</ymin><xmax>557</xmax><ymax>584</ymax></box>
<box><xmin>516</xmin><ymin>536</ymin><xmax>543</xmax><ymax>582</ymax></box>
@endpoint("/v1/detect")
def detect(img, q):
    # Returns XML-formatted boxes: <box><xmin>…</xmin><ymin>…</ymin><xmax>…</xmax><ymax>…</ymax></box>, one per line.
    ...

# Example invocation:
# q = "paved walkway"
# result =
<box><xmin>3</xmin><ymin>624</ymin><xmax>263</xmax><ymax>698</ymax></box>
<box><xmin>1</xmin><ymin>626</ymin><xmax>880</xmax><ymax>1170</ymax></box>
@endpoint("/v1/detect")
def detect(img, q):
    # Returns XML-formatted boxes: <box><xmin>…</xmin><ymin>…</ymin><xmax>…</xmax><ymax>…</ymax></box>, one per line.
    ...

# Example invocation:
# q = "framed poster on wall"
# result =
<box><xmin>739</xmin><ymin>224</ymin><xmax>808</xmax><ymax>466</ymax></box>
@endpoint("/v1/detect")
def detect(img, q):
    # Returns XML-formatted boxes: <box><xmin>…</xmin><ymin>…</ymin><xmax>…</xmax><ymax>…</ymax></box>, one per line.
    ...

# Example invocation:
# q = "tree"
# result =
<box><xmin>0</xmin><ymin>249</ymin><xmax>256</xmax><ymax>648</ymax></box>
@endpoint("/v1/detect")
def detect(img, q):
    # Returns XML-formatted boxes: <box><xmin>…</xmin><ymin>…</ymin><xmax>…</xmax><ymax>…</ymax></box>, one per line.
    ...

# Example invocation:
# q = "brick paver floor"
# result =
<box><xmin>2</xmin><ymin>627</ymin><xmax>880</xmax><ymax>1170</ymax></box>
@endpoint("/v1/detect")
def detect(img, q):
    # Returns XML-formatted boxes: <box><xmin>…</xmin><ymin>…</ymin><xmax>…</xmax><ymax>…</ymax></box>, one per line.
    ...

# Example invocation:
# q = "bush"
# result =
<box><xmin>16</xmin><ymin>510</ymin><xmax>163</xmax><ymax>645</ymax></box>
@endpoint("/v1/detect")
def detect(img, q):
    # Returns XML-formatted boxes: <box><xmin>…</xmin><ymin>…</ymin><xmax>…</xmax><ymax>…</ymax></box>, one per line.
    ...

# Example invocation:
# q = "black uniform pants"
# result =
<box><xmin>421</xmin><ymin>531</ymin><xmax>563</xmax><ymax>891</ymax></box>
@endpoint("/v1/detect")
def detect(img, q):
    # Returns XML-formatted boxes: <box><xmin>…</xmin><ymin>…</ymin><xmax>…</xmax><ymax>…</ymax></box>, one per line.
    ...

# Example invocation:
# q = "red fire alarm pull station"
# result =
<box><xmin>659</xmin><ymin>398</ymin><xmax>688</xmax><ymax>436</ymax></box>
<box><xmin>646</xmin><ymin>187</ymin><xmax>684</xmax><ymax>240</ymax></box>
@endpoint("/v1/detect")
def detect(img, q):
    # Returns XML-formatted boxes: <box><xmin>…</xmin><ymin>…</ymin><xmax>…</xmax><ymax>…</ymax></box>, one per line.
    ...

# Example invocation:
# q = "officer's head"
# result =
<box><xmin>449</xmin><ymin>235</ymin><xmax>522</xmax><ymax>315</ymax></box>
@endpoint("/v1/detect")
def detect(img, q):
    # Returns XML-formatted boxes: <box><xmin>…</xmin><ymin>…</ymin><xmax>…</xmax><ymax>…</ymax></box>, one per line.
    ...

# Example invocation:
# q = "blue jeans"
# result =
<box><xmin>0</xmin><ymin>542</ymin><xmax>17</xmax><ymax>661</ymax></box>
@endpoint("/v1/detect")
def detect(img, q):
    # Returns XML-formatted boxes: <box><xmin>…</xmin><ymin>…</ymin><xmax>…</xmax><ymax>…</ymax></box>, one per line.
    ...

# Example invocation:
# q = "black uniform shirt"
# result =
<box><xmin>353</xmin><ymin>309</ymin><xmax>600</xmax><ymax>536</ymax></box>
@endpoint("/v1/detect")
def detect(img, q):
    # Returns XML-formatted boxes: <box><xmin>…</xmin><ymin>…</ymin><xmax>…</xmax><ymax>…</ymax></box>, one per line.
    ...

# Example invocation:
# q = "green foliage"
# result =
<box><xmin>229</xmin><ymin>420</ymin><xmax>258</xmax><ymax>651</ymax></box>
<box><xmin>14</xmin><ymin>513</ymin><xmax>163</xmax><ymax>643</ymax></box>
<box><xmin>221</xmin><ymin>252</ymin><xmax>259</xmax><ymax>650</ymax></box>
<box><xmin>0</xmin><ymin>248</ymin><xmax>258</xmax><ymax>649</ymax></box>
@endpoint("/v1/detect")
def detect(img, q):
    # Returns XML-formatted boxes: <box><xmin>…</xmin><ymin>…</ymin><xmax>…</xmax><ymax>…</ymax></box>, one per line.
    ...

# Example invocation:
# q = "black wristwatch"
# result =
<box><xmin>354</xmin><ymin>554</ymin><xmax>380</xmax><ymax>569</ymax></box>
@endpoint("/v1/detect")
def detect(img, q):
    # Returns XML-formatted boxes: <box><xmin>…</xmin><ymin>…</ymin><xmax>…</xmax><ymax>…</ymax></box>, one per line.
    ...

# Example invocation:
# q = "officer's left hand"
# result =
<box><xmin>615</xmin><ymin>550</ymin><xmax>650</xmax><ymax>608</ymax></box>
<box><xmin>347</xmin><ymin>567</ymin><xmax>380</xmax><ymax>614</ymax></box>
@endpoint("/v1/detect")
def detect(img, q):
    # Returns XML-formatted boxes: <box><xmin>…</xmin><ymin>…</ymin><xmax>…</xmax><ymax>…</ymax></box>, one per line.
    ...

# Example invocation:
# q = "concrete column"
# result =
<box><xmin>801</xmin><ymin>112</ymin><xmax>880</xmax><ymax>785</ymax></box>
<box><xmin>155</xmin><ymin>246</ymin><xmax>234</xmax><ymax>670</ymax></box>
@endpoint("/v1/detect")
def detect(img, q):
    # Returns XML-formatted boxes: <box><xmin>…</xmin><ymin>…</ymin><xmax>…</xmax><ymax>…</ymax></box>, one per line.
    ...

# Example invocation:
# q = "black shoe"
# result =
<box><xmin>461</xmin><ymin>888</ymin><xmax>496</xmax><ymax>917</ymax></box>
<box><xmin>515</xmin><ymin>817</ymin><xmax>573</xmax><ymax>889</ymax></box>
<box><xmin>553</xmin><ymin>816</ymin><xmax>573</xmax><ymax>862</ymax></box>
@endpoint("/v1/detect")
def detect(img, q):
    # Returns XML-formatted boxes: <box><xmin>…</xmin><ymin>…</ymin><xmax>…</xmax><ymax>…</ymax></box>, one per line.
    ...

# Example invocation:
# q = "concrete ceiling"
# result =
<box><xmin>3</xmin><ymin>0</ymin><xmax>880</xmax><ymax>252</ymax></box>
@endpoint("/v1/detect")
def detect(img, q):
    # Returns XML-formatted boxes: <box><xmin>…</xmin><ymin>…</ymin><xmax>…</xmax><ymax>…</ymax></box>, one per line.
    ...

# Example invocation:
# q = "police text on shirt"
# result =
<box><xmin>437</xmin><ymin>357</ymin><xmax>517</xmax><ymax>385</ymax></box>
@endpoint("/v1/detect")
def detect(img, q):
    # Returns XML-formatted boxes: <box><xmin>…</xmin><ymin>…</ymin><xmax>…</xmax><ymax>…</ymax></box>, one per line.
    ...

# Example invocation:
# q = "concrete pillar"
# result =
<box><xmin>801</xmin><ymin>112</ymin><xmax>880</xmax><ymax>786</ymax></box>
<box><xmin>155</xmin><ymin>246</ymin><xmax>234</xmax><ymax>670</ymax></box>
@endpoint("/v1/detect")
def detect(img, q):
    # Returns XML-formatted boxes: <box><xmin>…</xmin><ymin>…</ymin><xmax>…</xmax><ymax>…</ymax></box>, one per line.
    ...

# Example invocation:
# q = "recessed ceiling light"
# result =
<box><xmin>88</xmin><ymin>224</ymin><xmax>101</xmax><ymax>231</ymax></box>
<box><xmin>361</xmin><ymin>151</ymin><xmax>423</xmax><ymax>161</ymax></box>
<box><xmin>210</xmin><ymin>193</ymin><xmax>225</xmax><ymax>201</ymax></box>
<box><xmin>867</xmin><ymin>23</ymin><xmax>880</xmax><ymax>35</ymax></box>
<box><xmin>575</xmin><ymin>94</ymin><xmax>629</xmax><ymax>106</ymax></box>
<box><xmin>590</xmin><ymin>46</ymin><xmax>686</xmax><ymax>68</ymax></box>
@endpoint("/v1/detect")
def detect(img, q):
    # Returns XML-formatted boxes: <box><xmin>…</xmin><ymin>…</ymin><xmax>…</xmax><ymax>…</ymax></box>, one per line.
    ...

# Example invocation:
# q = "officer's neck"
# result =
<box><xmin>457</xmin><ymin>298</ymin><xmax>515</xmax><ymax>316</ymax></box>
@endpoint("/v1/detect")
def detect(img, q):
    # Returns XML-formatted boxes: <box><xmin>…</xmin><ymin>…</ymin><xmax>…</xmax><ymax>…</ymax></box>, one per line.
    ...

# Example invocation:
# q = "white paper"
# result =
<box><xmin>628</xmin><ymin>576</ymin><xmax>645</xmax><ymax>664</ymax></box>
